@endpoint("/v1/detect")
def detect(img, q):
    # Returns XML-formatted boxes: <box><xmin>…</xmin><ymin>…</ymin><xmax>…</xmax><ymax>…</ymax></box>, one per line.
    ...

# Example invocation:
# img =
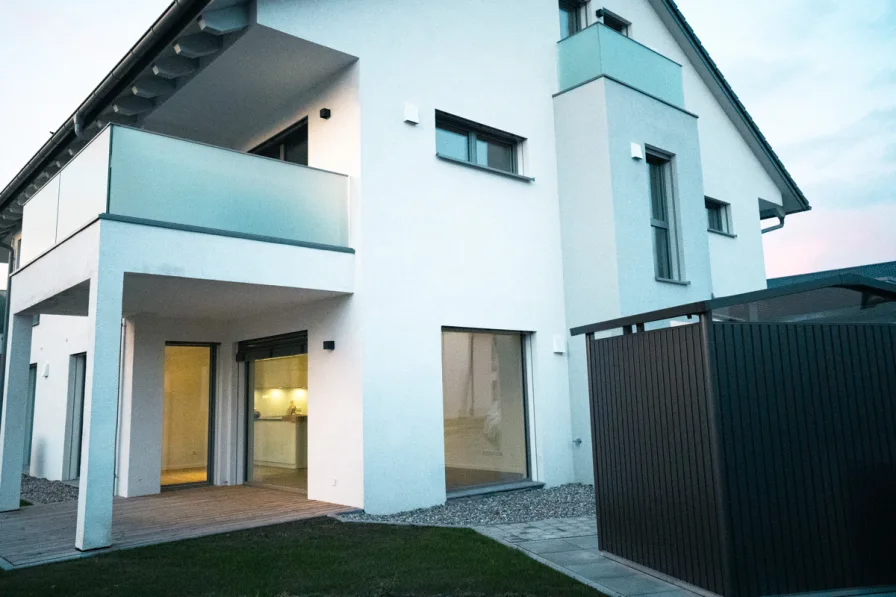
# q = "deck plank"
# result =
<box><xmin>0</xmin><ymin>485</ymin><xmax>352</xmax><ymax>569</ymax></box>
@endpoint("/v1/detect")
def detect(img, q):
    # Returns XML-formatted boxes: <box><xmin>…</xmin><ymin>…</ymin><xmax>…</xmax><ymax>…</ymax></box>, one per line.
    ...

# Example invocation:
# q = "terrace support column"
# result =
<box><xmin>0</xmin><ymin>314</ymin><xmax>35</xmax><ymax>511</ymax></box>
<box><xmin>75</xmin><ymin>269</ymin><xmax>124</xmax><ymax>551</ymax></box>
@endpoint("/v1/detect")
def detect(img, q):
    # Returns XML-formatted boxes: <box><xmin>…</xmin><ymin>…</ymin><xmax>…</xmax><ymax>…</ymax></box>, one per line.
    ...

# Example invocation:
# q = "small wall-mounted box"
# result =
<box><xmin>403</xmin><ymin>102</ymin><xmax>420</xmax><ymax>125</ymax></box>
<box><xmin>631</xmin><ymin>142</ymin><xmax>644</xmax><ymax>160</ymax></box>
<box><xmin>552</xmin><ymin>335</ymin><xmax>567</xmax><ymax>355</ymax></box>
<box><xmin>323</xmin><ymin>340</ymin><xmax>336</xmax><ymax>351</ymax></box>
<box><xmin>320</xmin><ymin>108</ymin><xmax>332</xmax><ymax>120</ymax></box>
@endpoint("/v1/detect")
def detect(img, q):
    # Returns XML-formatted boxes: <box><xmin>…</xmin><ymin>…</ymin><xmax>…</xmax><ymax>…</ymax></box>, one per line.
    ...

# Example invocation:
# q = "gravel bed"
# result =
<box><xmin>21</xmin><ymin>474</ymin><xmax>79</xmax><ymax>504</ymax></box>
<box><xmin>339</xmin><ymin>483</ymin><xmax>595</xmax><ymax>527</ymax></box>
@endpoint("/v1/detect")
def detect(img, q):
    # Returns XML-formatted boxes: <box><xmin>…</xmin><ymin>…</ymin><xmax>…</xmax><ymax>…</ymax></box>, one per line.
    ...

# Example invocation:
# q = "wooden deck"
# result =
<box><xmin>0</xmin><ymin>485</ymin><xmax>354</xmax><ymax>570</ymax></box>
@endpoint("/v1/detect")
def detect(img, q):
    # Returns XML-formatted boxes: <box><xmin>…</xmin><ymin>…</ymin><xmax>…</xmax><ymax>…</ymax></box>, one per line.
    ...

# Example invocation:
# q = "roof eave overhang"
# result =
<box><xmin>0</xmin><ymin>0</ymin><xmax>213</xmax><ymax>222</ymax></box>
<box><xmin>649</xmin><ymin>0</ymin><xmax>811</xmax><ymax>216</ymax></box>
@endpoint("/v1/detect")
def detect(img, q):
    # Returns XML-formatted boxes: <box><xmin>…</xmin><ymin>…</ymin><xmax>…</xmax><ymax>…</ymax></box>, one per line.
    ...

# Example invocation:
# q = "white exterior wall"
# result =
<box><xmin>7</xmin><ymin>0</ymin><xmax>799</xmax><ymax>515</ymax></box>
<box><xmin>28</xmin><ymin>315</ymin><xmax>89</xmax><ymax>480</ymax></box>
<box><xmin>582</xmin><ymin>0</ymin><xmax>781</xmax><ymax>296</ymax></box>
<box><xmin>117</xmin><ymin>297</ymin><xmax>363</xmax><ymax>508</ymax></box>
<box><xmin>555</xmin><ymin>76</ymin><xmax>711</xmax><ymax>482</ymax></box>
<box><xmin>258</xmin><ymin>0</ymin><xmax>576</xmax><ymax>513</ymax></box>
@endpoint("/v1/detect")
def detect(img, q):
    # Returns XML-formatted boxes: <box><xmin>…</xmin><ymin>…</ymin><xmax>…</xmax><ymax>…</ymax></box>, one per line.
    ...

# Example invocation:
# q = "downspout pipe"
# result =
<box><xmin>0</xmin><ymin>240</ymin><xmax>15</xmax><ymax>422</ymax></box>
<box><xmin>761</xmin><ymin>216</ymin><xmax>785</xmax><ymax>234</ymax></box>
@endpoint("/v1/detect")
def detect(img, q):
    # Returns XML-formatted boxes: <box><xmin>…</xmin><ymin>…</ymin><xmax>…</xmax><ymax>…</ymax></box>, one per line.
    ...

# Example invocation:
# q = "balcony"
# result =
<box><xmin>20</xmin><ymin>126</ymin><xmax>350</xmax><ymax>265</ymax></box>
<box><xmin>557</xmin><ymin>24</ymin><xmax>685</xmax><ymax>109</ymax></box>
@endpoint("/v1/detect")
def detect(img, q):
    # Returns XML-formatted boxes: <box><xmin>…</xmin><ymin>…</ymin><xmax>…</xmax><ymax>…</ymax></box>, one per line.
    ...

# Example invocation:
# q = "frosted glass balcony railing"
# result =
<box><xmin>20</xmin><ymin>128</ymin><xmax>111</xmax><ymax>264</ymax></box>
<box><xmin>20</xmin><ymin>125</ymin><xmax>349</xmax><ymax>265</ymax></box>
<box><xmin>557</xmin><ymin>24</ymin><xmax>685</xmax><ymax>108</ymax></box>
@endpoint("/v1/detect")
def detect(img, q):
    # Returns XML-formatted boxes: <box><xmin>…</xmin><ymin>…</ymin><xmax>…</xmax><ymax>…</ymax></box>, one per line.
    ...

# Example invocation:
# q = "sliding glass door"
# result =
<box><xmin>247</xmin><ymin>355</ymin><xmax>309</xmax><ymax>492</ymax></box>
<box><xmin>241</xmin><ymin>331</ymin><xmax>309</xmax><ymax>493</ymax></box>
<box><xmin>161</xmin><ymin>344</ymin><xmax>215</xmax><ymax>487</ymax></box>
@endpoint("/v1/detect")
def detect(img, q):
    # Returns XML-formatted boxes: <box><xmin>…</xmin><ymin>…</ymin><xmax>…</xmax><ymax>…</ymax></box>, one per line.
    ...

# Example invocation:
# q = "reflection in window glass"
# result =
<box><xmin>436</xmin><ymin>127</ymin><xmax>470</xmax><ymax>162</ymax></box>
<box><xmin>435</xmin><ymin>111</ymin><xmax>520</xmax><ymax>174</ymax></box>
<box><xmin>559</xmin><ymin>1</ymin><xmax>580</xmax><ymax>40</ymax></box>
<box><xmin>475</xmin><ymin>137</ymin><xmax>514</xmax><ymax>172</ymax></box>
<box><xmin>648</xmin><ymin>153</ymin><xmax>678</xmax><ymax>280</ymax></box>
<box><xmin>442</xmin><ymin>330</ymin><xmax>528</xmax><ymax>492</ymax></box>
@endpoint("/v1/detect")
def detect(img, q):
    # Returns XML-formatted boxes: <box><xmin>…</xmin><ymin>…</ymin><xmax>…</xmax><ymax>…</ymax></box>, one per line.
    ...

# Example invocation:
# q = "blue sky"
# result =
<box><xmin>1</xmin><ymin>1</ymin><xmax>893</xmax><ymax>277</ymax></box>
<box><xmin>677</xmin><ymin>0</ymin><xmax>896</xmax><ymax>276</ymax></box>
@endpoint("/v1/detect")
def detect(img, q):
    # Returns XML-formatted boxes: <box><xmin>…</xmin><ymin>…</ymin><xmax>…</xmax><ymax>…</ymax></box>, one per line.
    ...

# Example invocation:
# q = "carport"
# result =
<box><xmin>571</xmin><ymin>274</ymin><xmax>896</xmax><ymax>597</ymax></box>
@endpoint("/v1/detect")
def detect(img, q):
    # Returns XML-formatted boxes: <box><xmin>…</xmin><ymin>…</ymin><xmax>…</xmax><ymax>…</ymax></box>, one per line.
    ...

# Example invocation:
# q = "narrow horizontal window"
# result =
<box><xmin>436</xmin><ymin>112</ymin><xmax>523</xmax><ymax>176</ymax></box>
<box><xmin>705</xmin><ymin>198</ymin><xmax>732</xmax><ymax>235</ymax></box>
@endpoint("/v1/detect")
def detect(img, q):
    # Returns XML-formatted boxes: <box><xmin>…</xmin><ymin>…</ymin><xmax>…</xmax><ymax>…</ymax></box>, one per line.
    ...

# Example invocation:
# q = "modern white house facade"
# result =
<box><xmin>0</xmin><ymin>0</ymin><xmax>808</xmax><ymax>552</ymax></box>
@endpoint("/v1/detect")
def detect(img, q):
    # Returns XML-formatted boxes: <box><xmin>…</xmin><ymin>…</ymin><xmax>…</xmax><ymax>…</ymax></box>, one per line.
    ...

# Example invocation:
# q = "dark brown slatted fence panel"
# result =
<box><xmin>712</xmin><ymin>323</ymin><xmax>896</xmax><ymax>597</ymax></box>
<box><xmin>588</xmin><ymin>324</ymin><xmax>726</xmax><ymax>595</ymax></box>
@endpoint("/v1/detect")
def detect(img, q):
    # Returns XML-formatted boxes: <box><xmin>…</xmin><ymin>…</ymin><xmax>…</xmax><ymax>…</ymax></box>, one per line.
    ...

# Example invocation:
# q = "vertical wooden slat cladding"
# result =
<box><xmin>588</xmin><ymin>325</ymin><xmax>726</xmax><ymax>595</ymax></box>
<box><xmin>586</xmin><ymin>321</ymin><xmax>896</xmax><ymax>597</ymax></box>
<box><xmin>711</xmin><ymin>322</ymin><xmax>896</xmax><ymax>597</ymax></box>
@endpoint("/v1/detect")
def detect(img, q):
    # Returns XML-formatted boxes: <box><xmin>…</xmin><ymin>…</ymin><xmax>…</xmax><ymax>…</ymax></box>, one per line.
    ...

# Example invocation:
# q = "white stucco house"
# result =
<box><xmin>0</xmin><ymin>0</ymin><xmax>808</xmax><ymax>552</ymax></box>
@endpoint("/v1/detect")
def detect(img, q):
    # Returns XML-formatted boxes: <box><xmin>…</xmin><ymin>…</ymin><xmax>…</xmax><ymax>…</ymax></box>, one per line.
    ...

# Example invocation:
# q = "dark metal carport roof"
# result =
<box><xmin>571</xmin><ymin>274</ymin><xmax>896</xmax><ymax>336</ymax></box>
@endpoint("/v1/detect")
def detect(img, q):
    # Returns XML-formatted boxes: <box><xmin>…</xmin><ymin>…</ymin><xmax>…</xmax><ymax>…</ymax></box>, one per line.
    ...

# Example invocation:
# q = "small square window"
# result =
<box><xmin>596</xmin><ymin>8</ymin><xmax>630</xmax><ymax>36</ymax></box>
<box><xmin>436</xmin><ymin>112</ymin><xmax>523</xmax><ymax>176</ymax></box>
<box><xmin>706</xmin><ymin>198</ymin><xmax>733</xmax><ymax>235</ymax></box>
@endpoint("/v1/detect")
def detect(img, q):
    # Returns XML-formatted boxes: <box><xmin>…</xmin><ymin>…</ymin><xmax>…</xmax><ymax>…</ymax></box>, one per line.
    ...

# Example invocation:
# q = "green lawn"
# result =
<box><xmin>0</xmin><ymin>518</ymin><xmax>602</xmax><ymax>597</ymax></box>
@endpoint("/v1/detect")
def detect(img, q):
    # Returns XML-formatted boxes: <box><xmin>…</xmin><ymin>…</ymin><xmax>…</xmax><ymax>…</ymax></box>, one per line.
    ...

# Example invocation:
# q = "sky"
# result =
<box><xmin>0</xmin><ymin>1</ymin><xmax>894</xmax><ymax>278</ymax></box>
<box><xmin>676</xmin><ymin>0</ymin><xmax>896</xmax><ymax>277</ymax></box>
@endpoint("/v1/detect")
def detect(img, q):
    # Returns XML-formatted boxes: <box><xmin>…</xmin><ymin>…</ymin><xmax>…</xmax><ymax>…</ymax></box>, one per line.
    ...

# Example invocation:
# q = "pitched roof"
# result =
<box><xmin>650</xmin><ymin>0</ymin><xmax>810</xmax><ymax>215</ymax></box>
<box><xmin>0</xmin><ymin>0</ymin><xmax>809</xmax><ymax>225</ymax></box>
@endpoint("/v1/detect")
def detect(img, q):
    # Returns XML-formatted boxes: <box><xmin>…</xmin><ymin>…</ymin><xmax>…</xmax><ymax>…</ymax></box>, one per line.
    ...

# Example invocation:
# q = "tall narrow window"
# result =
<box><xmin>442</xmin><ymin>329</ymin><xmax>529</xmax><ymax>492</ymax></box>
<box><xmin>647</xmin><ymin>151</ymin><xmax>681</xmax><ymax>281</ymax></box>
<box><xmin>559</xmin><ymin>1</ymin><xmax>583</xmax><ymax>40</ymax></box>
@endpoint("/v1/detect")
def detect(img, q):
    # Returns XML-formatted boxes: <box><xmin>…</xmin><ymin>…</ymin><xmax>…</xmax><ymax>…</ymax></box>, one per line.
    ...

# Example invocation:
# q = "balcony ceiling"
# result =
<box><xmin>121</xmin><ymin>274</ymin><xmax>346</xmax><ymax>320</ymax></box>
<box><xmin>19</xmin><ymin>275</ymin><xmax>346</xmax><ymax>320</ymax></box>
<box><xmin>142</xmin><ymin>24</ymin><xmax>357</xmax><ymax>150</ymax></box>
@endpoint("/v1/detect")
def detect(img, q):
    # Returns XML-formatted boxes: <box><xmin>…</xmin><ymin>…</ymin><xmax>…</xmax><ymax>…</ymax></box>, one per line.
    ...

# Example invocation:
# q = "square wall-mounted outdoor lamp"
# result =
<box><xmin>323</xmin><ymin>340</ymin><xmax>336</xmax><ymax>351</ymax></box>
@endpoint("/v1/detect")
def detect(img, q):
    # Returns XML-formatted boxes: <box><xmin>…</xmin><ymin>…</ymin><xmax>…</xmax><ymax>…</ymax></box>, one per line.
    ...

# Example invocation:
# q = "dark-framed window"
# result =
<box><xmin>441</xmin><ymin>328</ymin><xmax>531</xmax><ymax>493</ymax></box>
<box><xmin>647</xmin><ymin>150</ymin><xmax>682</xmax><ymax>281</ymax></box>
<box><xmin>559</xmin><ymin>0</ymin><xmax>585</xmax><ymax>40</ymax></box>
<box><xmin>435</xmin><ymin>111</ymin><xmax>521</xmax><ymax>175</ymax></box>
<box><xmin>596</xmin><ymin>7</ymin><xmax>631</xmax><ymax>36</ymax></box>
<box><xmin>249</xmin><ymin>118</ymin><xmax>308</xmax><ymax>166</ymax></box>
<box><xmin>706</xmin><ymin>197</ymin><xmax>733</xmax><ymax>235</ymax></box>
